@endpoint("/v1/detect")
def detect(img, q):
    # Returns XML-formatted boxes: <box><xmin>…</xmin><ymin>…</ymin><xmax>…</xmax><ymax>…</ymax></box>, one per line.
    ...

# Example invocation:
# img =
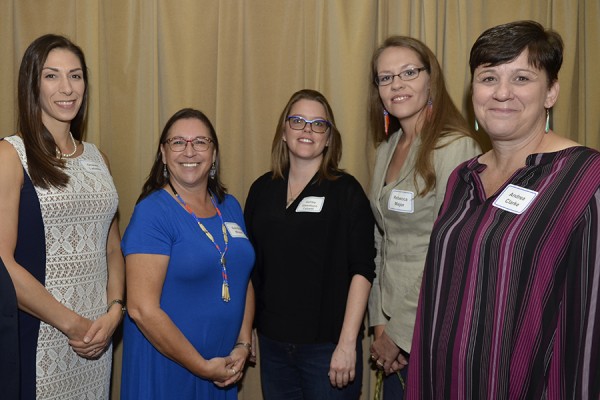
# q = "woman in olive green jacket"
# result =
<box><xmin>367</xmin><ymin>35</ymin><xmax>481</xmax><ymax>398</ymax></box>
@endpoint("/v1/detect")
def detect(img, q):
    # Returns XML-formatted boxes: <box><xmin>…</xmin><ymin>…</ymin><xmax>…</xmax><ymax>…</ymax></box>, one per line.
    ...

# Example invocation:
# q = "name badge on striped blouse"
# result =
<box><xmin>493</xmin><ymin>184</ymin><xmax>538</xmax><ymax>214</ymax></box>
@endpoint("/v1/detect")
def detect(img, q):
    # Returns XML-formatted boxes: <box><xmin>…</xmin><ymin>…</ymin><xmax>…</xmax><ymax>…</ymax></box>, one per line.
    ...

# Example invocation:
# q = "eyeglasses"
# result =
<box><xmin>374</xmin><ymin>67</ymin><xmax>429</xmax><ymax>86</ymax></box>
<box><xmin>164</xmin><ymin>136</ymin><xmax>213</xmax><ymax>152</ymax></box>
<box><xmin>286</xmin><ymin>116</ymin><xmax>331</xmax><ymax>134</ymax></box>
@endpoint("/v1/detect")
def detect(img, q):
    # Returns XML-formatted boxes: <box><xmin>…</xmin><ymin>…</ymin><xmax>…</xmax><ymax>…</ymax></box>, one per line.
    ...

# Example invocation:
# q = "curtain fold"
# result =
<box><xmin>2</xmin><ymin>1</ymin><xmax>598</xmax><ymax>398</ymax></box>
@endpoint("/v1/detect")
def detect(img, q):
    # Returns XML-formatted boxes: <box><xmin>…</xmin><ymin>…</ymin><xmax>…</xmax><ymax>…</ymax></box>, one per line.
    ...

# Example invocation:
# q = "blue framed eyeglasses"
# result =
<box><xmin>286</xmin><ymin>116</ymin><xmax>331</xmax><ymax>134</ymax></box>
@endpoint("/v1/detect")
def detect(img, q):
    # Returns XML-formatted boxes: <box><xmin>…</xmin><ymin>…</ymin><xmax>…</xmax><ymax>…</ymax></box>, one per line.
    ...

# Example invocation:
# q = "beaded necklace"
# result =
<box><xmin>56</xmin><ymin>132</ymin><xmax>77</xmax><ymax>158</ymax></box>
<box><xmin>168</xmin><ymin>181</ymin><xmax>230</xmax><ymax>302</ymax></box>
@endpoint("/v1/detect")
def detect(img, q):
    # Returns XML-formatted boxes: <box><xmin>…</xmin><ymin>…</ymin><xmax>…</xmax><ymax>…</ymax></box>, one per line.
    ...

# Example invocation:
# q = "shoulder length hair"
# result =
<box><xmin>137</xmin><ymin>108</ymin><xmax>227</xmax><ymax>204</ymax></box>
<box><xmin>368</xmin><ymin>36</ymin><xmax>479</xmax><ymax>196</ymax></box>
<box><xmin>18</xmin><ymin>34</ymin><xmax>89</xmax><ymax>189</ymax></box>
<box><xmin>270</xmin><ymin>89</ymin><xmax>343</xmax><ymax>181</ymax></box>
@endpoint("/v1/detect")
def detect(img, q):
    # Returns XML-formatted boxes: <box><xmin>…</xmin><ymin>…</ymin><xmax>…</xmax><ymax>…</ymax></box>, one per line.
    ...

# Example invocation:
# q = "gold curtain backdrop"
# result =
<box><xmin>1</xmin><ymin>1</ymin><xmax>598</xmax><ymax>398</ymax></box>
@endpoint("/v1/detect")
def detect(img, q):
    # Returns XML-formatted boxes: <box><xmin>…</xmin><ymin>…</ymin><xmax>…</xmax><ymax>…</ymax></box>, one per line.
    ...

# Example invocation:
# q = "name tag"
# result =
<box><xmin>493</xmin><ymin>184</ymin><xmax>538</xmax><ymax>214</ymax></box>
<box><xmin>295</xmin><ymin>196</ymin><xmax>325</xmax><ymax>213</ymax></box>
<box><xmin>80</xmin><ymin>160</ymin><xmax>107</xmax><ymax>173</ymax></box>
<box><xmin>388</xmin><ymin>189</ymin><xmax>414</xmax><ymax>213</ymax></box>
<box><xmin>225</xmin><ymin>222</ymin><xmax>248</xmax><ymax>239</ymax></box>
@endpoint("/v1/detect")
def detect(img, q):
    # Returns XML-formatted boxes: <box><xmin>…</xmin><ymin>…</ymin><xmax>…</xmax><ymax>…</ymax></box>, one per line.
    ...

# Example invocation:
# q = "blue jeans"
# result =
<box><xmin>259</xmin><ymin>333</ymin><xmax>363</xmax><ymax>400</ymax></box>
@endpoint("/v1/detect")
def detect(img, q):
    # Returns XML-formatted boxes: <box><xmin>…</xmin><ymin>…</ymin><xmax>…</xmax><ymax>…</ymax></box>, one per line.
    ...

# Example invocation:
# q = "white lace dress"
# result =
<box><xmin>6</xmin><ymin>136</ymin><xmax>118</xmax><ymax>400</ymax></box>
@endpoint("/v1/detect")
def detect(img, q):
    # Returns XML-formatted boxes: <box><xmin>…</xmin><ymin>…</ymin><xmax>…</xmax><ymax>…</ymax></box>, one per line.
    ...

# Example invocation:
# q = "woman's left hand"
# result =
<box><xmin>68</xmin><ymin>311</ymin><xmax>121</xmax><ymax>359</ymax></box>
<box><xmin>371</xmin><ymin>330</ymin><xmax>402</xmax><ymax>375</ymax></box>
<box><xmin>329</xmin><ymin>344</ymin><xmax>356</xmax><ymax>388</ymax></box>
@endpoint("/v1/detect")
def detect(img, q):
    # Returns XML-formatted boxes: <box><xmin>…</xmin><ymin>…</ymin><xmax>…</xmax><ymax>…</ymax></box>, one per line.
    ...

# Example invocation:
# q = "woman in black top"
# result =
<box><xmin>244</xmin><ymin>89</ymin><xmax>376</xmax><ymax>399</ymax></box>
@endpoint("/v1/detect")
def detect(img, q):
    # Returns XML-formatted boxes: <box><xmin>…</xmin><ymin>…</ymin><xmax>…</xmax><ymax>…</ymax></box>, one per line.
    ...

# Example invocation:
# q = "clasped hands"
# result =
<box><xmin>370</xmin><ymin>328</ymin><xmax>408</xmax><ymax>375</ymax></box>
<box><xmin>213</xmin><ymin>344</ymin><xmax>251</xmax><ymax>387</ymax></box>
<box><xmin>67</xmin><ymin>312</ymin><xmax>120</xmax><ymax>359</ymax></box>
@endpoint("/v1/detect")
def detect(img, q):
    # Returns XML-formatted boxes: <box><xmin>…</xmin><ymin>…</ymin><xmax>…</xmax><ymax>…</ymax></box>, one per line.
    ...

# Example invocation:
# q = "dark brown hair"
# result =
<box><xmin>18</xmin><ymin>34</ymin><xmax>89</xmax><ymax>188</ymax></box>
<box><xmin>369</xmin><ymin>36</ymin><xmax>477</xmax><ymax>195</ymax></box>
<box><xmin>469</xmin><ymin>20</ymin><xmax>564</xmax><ymax>85</ymax></box>
<box><xmin>137</xmin><ymin>108</ymin><xmax>227</xmax><ymax>204</ymax></box>
<box><xmin>270</xmin><ymin>89</ymin><xmax>343</xmax><ymax>181</ymax></box>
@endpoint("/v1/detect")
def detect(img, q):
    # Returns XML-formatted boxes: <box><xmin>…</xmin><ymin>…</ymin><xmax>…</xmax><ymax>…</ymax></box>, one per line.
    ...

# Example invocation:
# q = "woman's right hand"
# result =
<box><xmin>203</xmin><ymin>356</ymin><xmax>242</xmax><ymax>387</ymax></box>
<box><xmin>65</xmin><ymin>315</ymin><xmax>97</xmax><ymax>358</ymax></box>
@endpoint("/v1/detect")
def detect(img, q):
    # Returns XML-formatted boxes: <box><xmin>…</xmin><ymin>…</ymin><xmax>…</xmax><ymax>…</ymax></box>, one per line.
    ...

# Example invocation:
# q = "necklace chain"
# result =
<box><xmin>287</xmin><ymin>178</ymin><xmax>301</xmax><ymax>207</ymax></box>
<box><xmin>57</xmin><ymin>132</ymin><xmax>77</xmax><ymax>158</ymax></box>
<box><xmin>168</xmin><ymin>181</ymin><xmax>231</xmax><ymax>302</ymax></box>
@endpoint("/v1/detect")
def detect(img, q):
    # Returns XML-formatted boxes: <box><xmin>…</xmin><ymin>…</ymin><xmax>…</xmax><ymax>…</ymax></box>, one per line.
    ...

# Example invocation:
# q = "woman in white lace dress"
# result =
<box><xmin>0</xmin><ymin>34</ymin><xmax>125</xmax><ymax>399</ymax></box>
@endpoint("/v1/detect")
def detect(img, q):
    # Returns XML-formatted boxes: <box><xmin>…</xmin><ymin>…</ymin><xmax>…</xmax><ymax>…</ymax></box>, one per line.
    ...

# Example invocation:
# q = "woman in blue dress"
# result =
<box><xmin>121</xmin><ymin>108</ymin><xmax>255</xmax><ymax>399</ymax></box>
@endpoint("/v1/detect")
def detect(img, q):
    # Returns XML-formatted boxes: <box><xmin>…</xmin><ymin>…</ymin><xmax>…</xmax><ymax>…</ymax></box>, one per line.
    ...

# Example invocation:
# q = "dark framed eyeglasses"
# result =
<box><xmin>286</xmin><ymin>116</ymin><xmax>331</xmax><ymax>134</ymax></box>
<box><xmin>374</xmin><ymin>67</ymin><xmax>429</xmax><ymax>86</ymax></box>
<box><xmin>164</xmin><ymin>136</ymin><xmax>213</xmax><ymax>152</ymax></box>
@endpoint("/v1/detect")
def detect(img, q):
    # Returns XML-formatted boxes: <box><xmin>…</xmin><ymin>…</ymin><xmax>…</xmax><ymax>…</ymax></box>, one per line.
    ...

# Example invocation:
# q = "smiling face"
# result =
<box><xmin>377</xmin><ymin>46</ymin><xmax>430</xmax><ymax>132</ymax></box>
<box><xmin>160</xmin><ymin>117</ymin><xmax>216</xmax><ymax>192</ymax></box>
<box><xmin>283</xmin><ymin>99</ymin><xmax>331</xmax><ymax>165</ymax></box>
<box><xmin>472</xmin><ymin>49</ymin><xmax>559</xmax><ymax>142</ymax></box>
<box><xmin>39</xmin><ymin>48</ymin><xmax>85</xmax><ymax>133</ymax></box>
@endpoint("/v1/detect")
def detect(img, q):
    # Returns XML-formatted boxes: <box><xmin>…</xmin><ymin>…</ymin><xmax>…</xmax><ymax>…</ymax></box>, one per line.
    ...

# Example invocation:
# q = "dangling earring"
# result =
<box><xmin>383</xmin><ymin>109</ymin><xmax>390</xmax><ymax>136</ymax></box>
<box><xmin>209</xmin><ymin>162</ymin><xmax>217</xmax><ymax>179</ymax></box>
<box><xmin>474</xmin><ymin>120</ymin><xmax>479</xmax><ymax>132</ymax></box>
<box><xmin>426</xmin><ymin>98</ymin><xmax>433</xmax><ymax>119</ymax></box>
<box><xmin>545</xmin><ymin>108</ymin><xmax>550</xmax><ymax>133</ymax></box>
<box><xmin>163</xmin><ymin>164</ymin><xmax>169</xmax><ymax>178</ymax></box>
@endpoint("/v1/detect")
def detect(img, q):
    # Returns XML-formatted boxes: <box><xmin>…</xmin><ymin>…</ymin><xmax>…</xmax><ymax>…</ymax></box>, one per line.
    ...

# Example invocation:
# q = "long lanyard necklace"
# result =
<box><xmin>168</xmin><ymin>181</ymin><xmax>230</xmax><ymax>302</ymax></box>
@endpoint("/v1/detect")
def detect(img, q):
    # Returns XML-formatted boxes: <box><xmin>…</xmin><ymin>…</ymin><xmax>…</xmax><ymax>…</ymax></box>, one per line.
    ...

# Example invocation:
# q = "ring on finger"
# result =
<box><xmin>370</xmin><ymin>354</ymin><xmax>377</xmax><ymax>360</ymax></box>
<box><xmin>231</xmin><ymin>368</ymin><xmax>237</xmax><ymax>374</ymax></box>
<box><xmin>376</xmin><ymin>360</ymin><xmax>384</xmax><ymax>367</ymax></box>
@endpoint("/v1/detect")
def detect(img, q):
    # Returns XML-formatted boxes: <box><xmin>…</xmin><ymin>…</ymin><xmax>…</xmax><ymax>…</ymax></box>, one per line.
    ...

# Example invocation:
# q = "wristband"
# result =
<box><xmin>234</xmin><ymin>342</ymin><xmax>252</xmax><ymax>353</ymax></box>
<box><xmin>107</xmin><ymin>299</ymin><xmax>126</xmax><ymax>314</ymax></box>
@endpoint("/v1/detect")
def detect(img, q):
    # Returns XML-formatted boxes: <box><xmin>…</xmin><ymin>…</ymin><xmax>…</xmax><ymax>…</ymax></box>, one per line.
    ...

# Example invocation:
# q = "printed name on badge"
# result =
<box><xmin>80</xmin><ymin>159</ymin><xmax>107</xmax><ymax>173</ymax></box>
<box><xmin>295</xmin><ymin>197</ymin><xmax>325</xmax><ymax>213</ymax></box>
<box><xmin>225</xmin><ymin>222</ymin><xmax>248</xmax><ymax>239</ymax></box>
<box><xmin>492</xmin><ymin>184</ymin><xmax>538</xmax><ymax>215</ymax></box>
<box><xmin>388</xmin><ymin>189</ymin><xmax>414</xmax><ymax>213</ymax></box>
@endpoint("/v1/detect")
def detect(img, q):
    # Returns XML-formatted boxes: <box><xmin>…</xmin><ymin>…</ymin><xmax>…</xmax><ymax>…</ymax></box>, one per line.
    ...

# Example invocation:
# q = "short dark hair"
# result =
<box><xmin>137</xmin><ymin>108</ymin><xmax>227</xmax><ymax>203</ymax></box>
<box><xmin>469</xmin><ymin>20</ymin><xmax>564</xmax><ymax>84</ymax></box>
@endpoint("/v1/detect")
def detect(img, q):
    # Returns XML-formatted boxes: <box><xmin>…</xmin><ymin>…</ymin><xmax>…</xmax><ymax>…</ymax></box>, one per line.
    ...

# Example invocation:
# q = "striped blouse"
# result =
<box><xmin>407</xmin><ymin>146</ymin><xmax>600</xmax><ymax>399</ymax></box>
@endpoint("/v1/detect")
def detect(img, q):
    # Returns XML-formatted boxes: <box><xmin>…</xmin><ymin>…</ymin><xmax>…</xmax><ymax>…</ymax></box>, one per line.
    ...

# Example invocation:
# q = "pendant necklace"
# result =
<box><xmin>286</xmin><ymin>178</ymin><xmax>302</xmax><ymax>208</ymax></box>
<box><xmin>168</xmin><ymin>181</ymin><xmax>230</xmax><ymax>302</ymax></box>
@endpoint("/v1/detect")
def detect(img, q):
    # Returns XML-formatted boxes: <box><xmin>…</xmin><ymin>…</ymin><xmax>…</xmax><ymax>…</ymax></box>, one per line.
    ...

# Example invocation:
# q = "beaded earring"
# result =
<box><xmin>209</xmin><ymin>162</ymin><xmax>217</xmax><ymax>179</ymax></box>
<box><xmin>426</xmin><ymin>98</ymin><xmax>433</xmax><ymax>119</ymax></box>
<box><xmin>384</xmin><ymin>109</ymin><xmax>390</xmax><ymax>136</ymax></box>
<box><xmin>163</xmin><ymin>164</ymin><xmax>169</xmax><ymax>178</ymax></box>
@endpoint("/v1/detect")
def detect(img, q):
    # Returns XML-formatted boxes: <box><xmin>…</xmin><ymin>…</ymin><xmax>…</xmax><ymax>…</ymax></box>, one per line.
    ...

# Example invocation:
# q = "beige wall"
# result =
<box><xmin>2</xmin><ymin>1</ymin><xmax>598</xmax><ymax>398</ymax></box>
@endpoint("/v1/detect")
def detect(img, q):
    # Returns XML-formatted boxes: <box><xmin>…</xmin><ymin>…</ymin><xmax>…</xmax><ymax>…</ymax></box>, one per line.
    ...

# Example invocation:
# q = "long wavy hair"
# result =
<box><xmin>369</xmin><ymin>36</ymin><xmax>478</xmax><ymax>196</ymax></box>
<box><xmin>18</xmin><ymin>34</ymin><xmax>89</xmax><ymax>188</ymax></box>
<box><xmin>137</xmin><ymin>108</ymin><xmax>227</xmax><ymax>204</ymax></box>
<box><xmin>270</xmin><ymin>89</ymin><xmax>343</xmax><ymax>181</ymax></box>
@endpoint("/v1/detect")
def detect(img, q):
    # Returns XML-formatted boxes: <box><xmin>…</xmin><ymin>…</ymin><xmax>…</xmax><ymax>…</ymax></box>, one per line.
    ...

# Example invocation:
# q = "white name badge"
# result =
<box><xmin>493</xmin><ymin>184</ymin><xmax>538</xmax><ymax>214</ymax></box>
<box><xmin>225</xmin><ymin>222</ymin><xmax>248</xmax><ymax>239</ymax></box>
<box><xmin>80</xmin><ymin>160</ymin><xmax>107</xmax><ymax>173</ymax></box>
<box><xmin>388</xmin><ymin>189</ymin><xmax>414</xmax><ymax>213</ymax></box>
<box><xmin>295</xmin><ymin>196</ymin><xmax>325</xmax><ymax>213</ymax></box>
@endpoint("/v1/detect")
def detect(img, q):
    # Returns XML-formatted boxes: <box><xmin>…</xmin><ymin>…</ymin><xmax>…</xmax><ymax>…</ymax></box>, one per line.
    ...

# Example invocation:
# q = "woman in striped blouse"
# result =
<box><xmin>407</xmin><ymin>20</ymin><xmax>600</xmax><ymax>399</ymax></box>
